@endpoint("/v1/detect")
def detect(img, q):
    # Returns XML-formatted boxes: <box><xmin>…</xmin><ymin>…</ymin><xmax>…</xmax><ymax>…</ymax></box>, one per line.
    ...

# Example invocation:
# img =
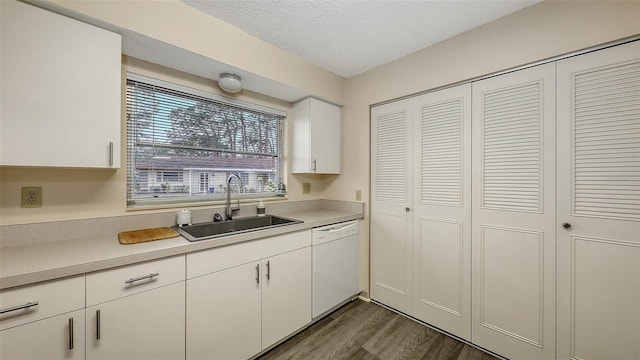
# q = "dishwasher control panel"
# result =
<box><xmin>312</xmin><ymin>221</ymin><xmax>357</xmax><ymax>245</ymax></box>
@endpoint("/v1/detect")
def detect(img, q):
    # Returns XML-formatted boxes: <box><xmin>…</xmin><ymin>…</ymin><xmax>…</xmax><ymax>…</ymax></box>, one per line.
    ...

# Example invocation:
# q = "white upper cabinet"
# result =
<box><xmin>0</xmin><ymin>0</ymin><xmax>121</xmax><ymax>168</ymax></box>
<box><xmin>292</xmin><ymin>97</ymin><xmax>341</xmax><ymax>174</ymax></box>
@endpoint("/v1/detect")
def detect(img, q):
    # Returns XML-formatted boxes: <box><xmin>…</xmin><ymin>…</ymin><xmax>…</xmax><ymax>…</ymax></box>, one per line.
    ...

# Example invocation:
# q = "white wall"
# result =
<box><xmin>328</xmin><ymin>0</ymin><xmax>640</xmax><ymax>294</ymax></box>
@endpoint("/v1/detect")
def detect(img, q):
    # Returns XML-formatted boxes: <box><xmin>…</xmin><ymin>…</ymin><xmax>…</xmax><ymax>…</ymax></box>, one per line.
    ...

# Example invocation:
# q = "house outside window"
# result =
<box><xmin>126</xmin><ymin>73</ymin><xmax>286</xmax><ymax>207</ymax></box>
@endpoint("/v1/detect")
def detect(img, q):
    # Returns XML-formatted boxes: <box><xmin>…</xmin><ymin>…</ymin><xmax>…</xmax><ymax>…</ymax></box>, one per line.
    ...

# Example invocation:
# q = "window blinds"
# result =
<box><xmin>126</xmin><ymin>75</ymin><xmax>285</xmax><ymax>206</ymax></box>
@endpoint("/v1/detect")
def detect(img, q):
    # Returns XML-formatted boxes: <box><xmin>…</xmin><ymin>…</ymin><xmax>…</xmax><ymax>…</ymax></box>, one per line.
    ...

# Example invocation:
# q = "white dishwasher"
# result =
<box><xmin>311</xmin><ymin>220</ymin><xmax>359</xmax><ymax>318</ymax></box>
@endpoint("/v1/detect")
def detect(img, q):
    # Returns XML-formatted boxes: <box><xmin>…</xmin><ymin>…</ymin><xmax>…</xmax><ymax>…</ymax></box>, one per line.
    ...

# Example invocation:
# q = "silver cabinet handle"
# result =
<box><xmin>0</xmin><ymin>301</ymin><xmax>39</xmax><ymax>314</ymax></box>
<box><xmin>96</xmin><ymin>310</ymin><xmax>101</xmax><ymax>340</ymax></box>
<box><xmin>266</xmin><ymin>261</ymin><xmax>271</xmax><ymax>280</ymax></box>
<box><xmin>255</xmin><ymin>264</ymin><xmax>260</xmax><ymax>284</ymax></box>
<box><xmin>109</xmin><ymin>141</ymin><xmax>114</xmax><ymax>166</ymax></box>
<box><xmin>313</xmin><ymin>159</ymin><xmax>317</xmax><ymax>172</ymax></box>
<box><xmin>68</xmin><ymin>317</ymin><xmax>74</xmax><ymax>350</ymax></box>
<box><xmin>125</xmin><ymin>273</ymin><xmax>159</xmax><ymax>285</ymax></box>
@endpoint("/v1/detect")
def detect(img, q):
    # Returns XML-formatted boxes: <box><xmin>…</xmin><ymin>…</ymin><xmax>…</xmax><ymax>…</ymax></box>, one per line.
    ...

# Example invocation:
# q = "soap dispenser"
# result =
<box><xmin>257</xmin><ymin>200</ymin><xmax>265</xmax><ymax>217</ymax></box>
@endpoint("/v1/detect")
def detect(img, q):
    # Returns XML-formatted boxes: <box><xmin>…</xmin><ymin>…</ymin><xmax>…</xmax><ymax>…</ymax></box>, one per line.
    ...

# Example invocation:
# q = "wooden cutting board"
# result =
<box><xmin>118</xmin><ymin>227</ymin><xmax>180</xmax><ymax>245</ymax></box>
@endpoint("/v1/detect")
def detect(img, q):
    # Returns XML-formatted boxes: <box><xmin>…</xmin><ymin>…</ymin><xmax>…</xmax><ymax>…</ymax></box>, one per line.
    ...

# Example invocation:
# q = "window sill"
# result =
<box><xmin>126</xmin><ymin>193</ymin><xmax>288</xmax><ymax>212</ymax></box>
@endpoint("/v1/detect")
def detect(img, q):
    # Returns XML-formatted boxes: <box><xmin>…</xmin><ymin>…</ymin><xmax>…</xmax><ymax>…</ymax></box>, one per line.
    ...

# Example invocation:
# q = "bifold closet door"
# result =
<box><xmin>370</xmin><ymin>99</ymin><xmax>414</xmax><ymax>314</ymax></box>
<box><xmin>556</xmin><ymin>41</ymin><xmax>640</xmax><ymax>360</ymax></box>
<box><xmin>412</xmin><ymin>84</ymin><xmax>472</xmax><ymax>340</ymax></box>
<box><xmin>471</xmin><ymin>63</ymin><xmax>556</xmax><ymax>359</ymax></box>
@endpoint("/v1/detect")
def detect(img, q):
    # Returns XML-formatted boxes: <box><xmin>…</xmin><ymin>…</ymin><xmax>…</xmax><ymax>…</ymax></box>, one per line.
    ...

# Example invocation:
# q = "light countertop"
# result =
<box><xmin>1</xmin><ymin>205</ymin><xmax>363</xmax><ymax>290</ymax></box>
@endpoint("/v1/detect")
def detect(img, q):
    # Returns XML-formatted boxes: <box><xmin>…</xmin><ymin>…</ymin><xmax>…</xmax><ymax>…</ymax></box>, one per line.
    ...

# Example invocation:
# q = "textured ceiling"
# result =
<box><xmin>181</xmin><ymin>0</ymin><xmax>541</xmax><ymax>78</ymax></box>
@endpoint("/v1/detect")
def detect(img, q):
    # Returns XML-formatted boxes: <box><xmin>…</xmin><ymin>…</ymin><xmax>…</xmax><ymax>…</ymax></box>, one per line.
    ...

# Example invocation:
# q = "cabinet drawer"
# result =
<box><xmin>86</xmin><ymin>255</ymin><xmax>185</xmax><ymax>306</ymax></box>
<box><xmin>0</xmin><ymin>275</ymin><xmax>84</xmax><ymax>331</ymax></box>
<box><xmin>187</xmin><ymin>230</ymin><xmax>311</xmax><ymax>279</ymax></box>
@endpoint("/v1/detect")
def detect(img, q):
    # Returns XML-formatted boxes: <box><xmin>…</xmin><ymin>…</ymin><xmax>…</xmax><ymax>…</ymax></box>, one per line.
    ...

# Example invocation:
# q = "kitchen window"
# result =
<box><xmin>126</xmin><ymin>73</ymin><xmax>286</xmax><ymax>207</ymax></box>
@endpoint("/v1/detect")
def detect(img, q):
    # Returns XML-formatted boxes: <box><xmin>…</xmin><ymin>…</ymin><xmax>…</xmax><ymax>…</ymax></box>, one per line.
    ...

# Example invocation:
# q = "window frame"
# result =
<box><xmin>125</xmin><ymin>72</ymin><xmax>287</xmax><ymax>209</ymax></box>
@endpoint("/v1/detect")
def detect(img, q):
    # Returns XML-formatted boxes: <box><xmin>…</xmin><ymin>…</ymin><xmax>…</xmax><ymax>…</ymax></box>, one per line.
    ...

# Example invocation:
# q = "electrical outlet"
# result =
<box><xmin>356</xmin><ymin>189</ymin><xmax>362</xmax><ymax>201</ymax></box>
<box><xmin>21</xmin><ymin>187</ymin><xmax>42</xmax><ymax>208</ymax></box>
<box><xmin>302</xmin><ymin>183</ymin><xmax>311</xmax><ymax>194</ymax></box>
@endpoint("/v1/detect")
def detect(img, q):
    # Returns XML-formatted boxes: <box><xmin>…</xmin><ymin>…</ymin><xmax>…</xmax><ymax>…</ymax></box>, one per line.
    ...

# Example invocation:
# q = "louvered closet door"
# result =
<box><xmin>556</xmin><ymin>41</ymin><xmax>640</xmax><ymax>360</ymax></box>
<box><xmin>412</xmin><ymin>84</ymin><xmax>472</xmax><ymax>340</ymax></box>
<box><xmin>471</xmin><ymin>63</ymin><xmax>556</xmax><ymax>359</ymax></box>
<box><xmin>370</xmin><ymin>99</ymin><xmax>413</xmax><ymax>314</ymax></box>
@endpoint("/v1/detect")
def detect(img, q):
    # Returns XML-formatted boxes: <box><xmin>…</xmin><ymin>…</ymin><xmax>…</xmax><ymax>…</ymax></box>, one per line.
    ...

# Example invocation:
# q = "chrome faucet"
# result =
<box><xmin>225</xmin><ymin>173</ymin><xmax>243</xmax><ymax>220</ymax></box>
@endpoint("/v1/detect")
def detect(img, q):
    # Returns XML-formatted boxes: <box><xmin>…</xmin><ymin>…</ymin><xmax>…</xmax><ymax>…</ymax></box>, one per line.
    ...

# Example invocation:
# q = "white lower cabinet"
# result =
<box><xmin>187</xmin><ymin>262</ymin><xmax>262</xmax><ymax>360</ymax></box>
<box><xmin>186</xmin><ymin>230</ymin><xmax>312</xmax><ymax>360</ymax></box>
<box><xmin>0</xmin><ymin>276</ymin><xmax>85</xmax><ymax>360</ymax></box>
<box><xmin>86</xmin><ymin>282</ymin><xmax>185</xmax><ymax>360</ymax></box>
<box><xmin>261</xmin><ymin>247</ymin><xmax>312</xmax><ymax>348</ymax></box>
<box><xmin>85</xmin><ymin>255</ymin><xmax>186</xmax><ymax>360</ymax></box>
<box><xmin>1</xmin><ymin>309</ymin><xmax>85</xmax><ymax>360</ymax></box>
<box><xmin>2</xmin><ymin>231</ymin><xmax>316</xmax><ymax>360</ymax></box>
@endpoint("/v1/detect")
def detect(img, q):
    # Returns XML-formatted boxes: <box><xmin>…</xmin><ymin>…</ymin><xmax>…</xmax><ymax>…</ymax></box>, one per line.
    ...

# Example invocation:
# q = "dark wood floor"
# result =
<box><xmin>258</xmin><ymin>299</ymin><xmax>500</xmax><ymax>360</ymax></box>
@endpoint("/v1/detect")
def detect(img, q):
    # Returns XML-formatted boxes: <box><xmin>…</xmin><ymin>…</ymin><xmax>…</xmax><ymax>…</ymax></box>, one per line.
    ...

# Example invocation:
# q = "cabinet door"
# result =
<box><xmin>310</xmin><ymin>99</ymin><xmax>341</xmax><ymax>174</ymax></box>
<box><xmin>412</xmin><ymin>83</ymin><xmax>472</xmax><ymax>340</ymax></box>
<box><xmin>292</xmin><ymin>98</ymin><xmax>341</xmax><ymax>174</ymax></box>
<box><xmin>370</xmin><ymin>99</ymin><xmax>414</xmax><ymax>314</ymax></box>
<box><xmin>1</xmin><ymin>309</ymin><xmax>85</xmax><ymax>360</ymax></box>
<box><xmin>556</xmin><ymin>41</ymin><xmax>640</xmax><ymax>360</ymax></box>
<box><xmin>262</xmin><ymin>247</ymin><xmax>312</xmax><ymax>348</ymax></box>
<box><xmin>186</xmin><ymin>262</ymin><xmax>261</xmax><ymax>360</ymax></box>
<box><xmin>87</xmin><ymin>282</ymin><xmax>185</xmax><ymax>360</ymax></box>
<box><xmin>0</xmin><ymin>0</ymin><xmax>121</xmax><ymax>168</ymax></box>
<box><xmin>471</xmin><ymin>63</ymin><xmax>556</xmax><ymax>359</ymax></box>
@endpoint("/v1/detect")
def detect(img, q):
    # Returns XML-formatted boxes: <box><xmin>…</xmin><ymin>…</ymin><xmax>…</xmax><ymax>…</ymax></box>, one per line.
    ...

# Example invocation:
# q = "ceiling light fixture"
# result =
<box><xmin>218</xmin><ymin>73</ymin><xmax>242</xmax><ymax>93</ymax></box>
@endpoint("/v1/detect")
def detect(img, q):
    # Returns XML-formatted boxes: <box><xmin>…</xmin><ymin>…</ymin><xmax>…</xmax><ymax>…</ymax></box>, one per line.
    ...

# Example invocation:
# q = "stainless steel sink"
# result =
<box><xmin>175</xmin><ymin>215</ymin><xmax>303</xmax><ymax>242</ymax></box>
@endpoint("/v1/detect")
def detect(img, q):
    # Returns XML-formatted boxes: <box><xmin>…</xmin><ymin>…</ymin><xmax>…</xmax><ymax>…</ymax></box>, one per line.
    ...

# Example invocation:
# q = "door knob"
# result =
<box><xmin>405</xmin><ymin>207</ymin><xmax>410</xmax><ymax>212</ymax></box>
<box><xmin>562</xmin><ymin>222</ymin><xmax>572</xmax><ymax>230</ymax></box>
